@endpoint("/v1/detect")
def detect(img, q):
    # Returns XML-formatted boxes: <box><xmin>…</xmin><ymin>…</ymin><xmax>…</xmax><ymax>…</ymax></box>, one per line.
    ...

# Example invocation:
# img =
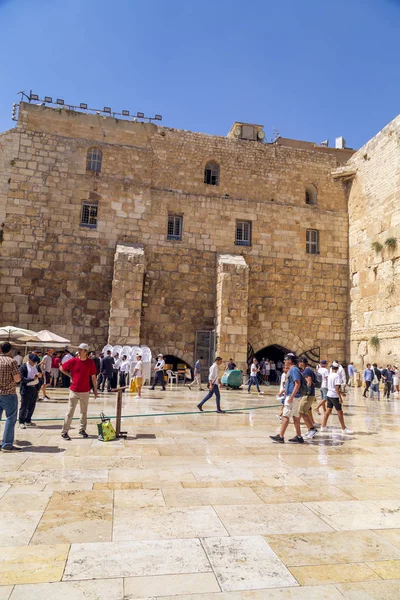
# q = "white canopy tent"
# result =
<box><xmin>17</xmin><ymin>330</ymin><xmax>71</xmax><ymax>349</ymax></box>
<box><xmin>0</xmin><ymin>326</ymin><xmax>38</xmax><ymax>342</ymax></box>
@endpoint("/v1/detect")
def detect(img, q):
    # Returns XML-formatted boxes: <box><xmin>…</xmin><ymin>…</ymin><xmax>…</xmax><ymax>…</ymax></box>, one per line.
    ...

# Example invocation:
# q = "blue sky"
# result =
<box><xmin>0</xmin><ymin>0</ymin><xmax>399</xmax><ymax>149</ymax></box>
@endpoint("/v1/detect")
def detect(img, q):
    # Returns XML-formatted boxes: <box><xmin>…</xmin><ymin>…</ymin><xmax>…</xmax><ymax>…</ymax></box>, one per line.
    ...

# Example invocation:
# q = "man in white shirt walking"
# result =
<box><xmin>151</xmin><ymin>354</ymin><xmax>166</xmax><ymax>391</ymax></box>
<box><xmin>197</xmin><ymin>357</ymin><xmax>225</xmax><ymax>413</ymax></box>
<box><xmin>320</xmin><ymin>361</ymin><xmax>353</xmax><ymax>435</ymax></box>
<box><xmin>248</xmin><ymin>358</ymin><xmax>263</xmax><ymax>395</ymax></box>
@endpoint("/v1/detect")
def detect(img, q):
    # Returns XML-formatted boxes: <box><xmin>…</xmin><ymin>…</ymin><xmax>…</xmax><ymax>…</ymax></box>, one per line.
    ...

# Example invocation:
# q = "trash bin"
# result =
<box><xmin>221</xmin><ymin>369</ymin><xmax>242</xmax><ymax>389</ymax></box>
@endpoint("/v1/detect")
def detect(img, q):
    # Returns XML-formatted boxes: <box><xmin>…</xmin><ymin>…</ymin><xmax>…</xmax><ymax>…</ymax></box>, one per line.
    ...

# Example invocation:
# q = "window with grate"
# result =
<box><xmin>86</xmin><ymin>147</ymin><xmax>103</xmax><ymax>173</ymax></box>
<box><xmin>167</xmin><ymin>214</ymin><xmax>183</xmax><ymax>240</ymax></box>
<box><xmin>204</xmin><ymin>161</ymin><xmax>219</xmax><ymax>186</ymax></box>
<box><xmin>80</xmin><ymin>201</ymin><xmax>98</xmax><ymax>228</ymax></box>
<box><xmin>306</xmin><ymin>229</ymin><xmax>319</xmax><ymax>254</ymax></box>
<box><xmin>235</xmin><ymin>220</ymin><xmax>252</xmax><ymax>246</ymax></box>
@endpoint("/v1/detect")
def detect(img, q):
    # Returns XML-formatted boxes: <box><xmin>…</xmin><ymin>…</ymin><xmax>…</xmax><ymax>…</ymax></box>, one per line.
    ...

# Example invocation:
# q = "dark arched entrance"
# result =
<box><xmin>164</xmin><ymin>355</ymin><xmax>192</xmax><ymax>371</ymax></box>
<box><xmin>254</xmin><ymin>344</ymin><xmax>290</xmax><ymax>364</ymax></box>
<box><xmin>254</xmin><ymin>345</ymin><xmax>290</xmax><ymax>384</ymax></box>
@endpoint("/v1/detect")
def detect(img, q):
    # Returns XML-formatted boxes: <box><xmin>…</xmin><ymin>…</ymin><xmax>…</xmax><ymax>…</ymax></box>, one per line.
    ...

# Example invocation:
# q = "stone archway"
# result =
<box><xmin>155</xmin><ymin>346</ymin><xmax>193</xmax><ymax>368</ymax></box>
<box><xmin>250</xmin><ymin>330</ymin><xmax>307</xmax><ymax>358</ymax></box>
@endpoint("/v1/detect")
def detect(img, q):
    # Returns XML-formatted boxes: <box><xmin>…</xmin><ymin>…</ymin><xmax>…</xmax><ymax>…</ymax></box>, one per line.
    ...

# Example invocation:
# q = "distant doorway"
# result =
<box><xmin>254</xmin><ymin>344</ymin><xmax>290</xmax><ymax>384</ymax></box>
<box><xmin>164</xmin><ymin>355</ymin><xmax>192</xmax><ymax>371</ymax></box>
<box><xmin>254</xmin><ymin>344</ymin><xmax>289</xmax><ymax>364</ymax></box>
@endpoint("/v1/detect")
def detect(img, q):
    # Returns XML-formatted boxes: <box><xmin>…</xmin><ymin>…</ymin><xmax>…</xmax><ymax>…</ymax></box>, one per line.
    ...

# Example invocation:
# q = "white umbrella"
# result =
<box><xmin>0</xmin><ymin>326</ymin><xmax>38</xmax><ymax>342</ymax></box>
<box><xmin>17</xmin><ymin>330</ymin><xmax>71</xmax><ymax>346</ymax></box>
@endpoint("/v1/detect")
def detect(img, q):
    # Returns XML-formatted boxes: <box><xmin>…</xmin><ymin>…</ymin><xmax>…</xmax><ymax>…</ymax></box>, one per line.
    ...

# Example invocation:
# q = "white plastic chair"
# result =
<box><xmin>167</xmin><ymin>369</ymin><xmax>178</xmax><ymax>386</ymax></box>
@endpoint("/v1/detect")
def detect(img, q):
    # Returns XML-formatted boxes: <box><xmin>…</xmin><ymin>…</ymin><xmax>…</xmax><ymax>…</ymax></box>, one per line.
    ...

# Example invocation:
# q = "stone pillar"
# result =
<box><xmin>108</xmin><ymin>244</ymin><xmax>145</xmax><ymax>345</ymax></box>
<box><xmin>215</xmin><ymin>254</ymin><xmax>249</xmax><ymax>372</ymax></box>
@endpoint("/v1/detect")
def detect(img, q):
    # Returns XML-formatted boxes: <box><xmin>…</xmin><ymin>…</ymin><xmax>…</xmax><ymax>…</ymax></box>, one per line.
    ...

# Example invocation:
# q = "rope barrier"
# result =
<box><xmin>14</xmin><ymin>403</ymin><xmax>282</xmax><ymax>422</ymax></box>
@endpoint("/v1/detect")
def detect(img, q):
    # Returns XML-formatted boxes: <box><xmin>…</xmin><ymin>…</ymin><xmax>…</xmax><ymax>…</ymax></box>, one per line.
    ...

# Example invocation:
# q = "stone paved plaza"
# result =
<box><xmin>1</xmin><ymin>384</ymin><xmax>400</xmax><ymax>599</ymax></box>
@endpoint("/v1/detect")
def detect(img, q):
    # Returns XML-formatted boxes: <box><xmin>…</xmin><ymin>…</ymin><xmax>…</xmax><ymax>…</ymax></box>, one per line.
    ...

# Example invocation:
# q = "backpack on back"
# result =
<box><xmin>314</xmin><ymin>370</ymin><xmax>322</xmax><ymax>389</ymax></box>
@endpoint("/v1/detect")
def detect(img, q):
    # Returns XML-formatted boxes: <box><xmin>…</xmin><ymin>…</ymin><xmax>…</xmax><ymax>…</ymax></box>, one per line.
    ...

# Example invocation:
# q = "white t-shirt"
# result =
<box><xmin>279</xmin><ymin>372</ymin><xmax>287</xmax><ymax>394</ymax></box>
<box><xmin>155</xmin><ymin>359</ymin><xmax>165</xmax><ymax>372</ymax></box>
<box><xmin>134</xmin><ymin>360</ymin><xmax>143</xmax><ymax>378</ymax></box>
<box><xmin>120</xmin><ymin>359</ymin><xmax>129</xmax><ymax>373</ymax></box>
<box><xmin>318</xmin><ymin>367</ymin><xmax>329</xmax><ymax>388</ymax></box>
<box><xmin>250</xmin><ymin>364</ymin><xmax>258</xmax><ymax>377</ymax></box>
<box><xmin>62</xmin><ymin>353</ymin><xmax>73</xmax><ymax>364</ymax></box>
<box><xmin>43</xmin><ymin>354</ymin><xmax>52</xmax><ymax>373</ymax></box>
<box><xmin>209</xmin><ymin>363</ymin><xmax>219</xmax><ymax>385</ymax></box>
<box><xmin>13</xmin><ymin>354</ymin><xmax>22</xmax><ymax>366</ymax></box>
<box><xmin>327</xmin><ymin>372</ymin><xmax>341</xmax><ymax>398</ymax></box>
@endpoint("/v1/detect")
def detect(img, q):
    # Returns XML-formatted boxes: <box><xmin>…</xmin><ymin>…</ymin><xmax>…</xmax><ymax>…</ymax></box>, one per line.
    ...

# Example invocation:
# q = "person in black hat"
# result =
<box><xmin>19</xmin><ymin>353</ymin><xmax>43</xmax><ymax>428</ymax></box>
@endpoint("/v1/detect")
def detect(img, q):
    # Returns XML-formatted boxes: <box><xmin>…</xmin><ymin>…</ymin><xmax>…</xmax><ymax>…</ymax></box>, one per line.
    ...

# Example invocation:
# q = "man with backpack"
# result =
<box><xmin>381</xmin><ymin>364</ymin><xmax>393</xmax><ymax>399</ymax></box>
<box><xmin>298</xmin><ymin>357</ymin><xmax>319</xmax><ymax>439</ymax></box>
<box><xmin>270</xmin><ymin>353</ymin><xmax>305</xmax><ymax>444</ymax></box>
<box><xmin>370</xmin><ymin>363</ymin><xmax>382</xmax><ymax>400</ymax></box>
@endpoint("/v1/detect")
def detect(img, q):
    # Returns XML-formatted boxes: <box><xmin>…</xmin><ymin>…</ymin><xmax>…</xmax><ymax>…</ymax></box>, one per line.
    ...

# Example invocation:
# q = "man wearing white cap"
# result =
<box><xmin>59</xmin><ymin>343</ymin><xmax>98</xmax><ymax>440</ymax></box>
<box><xmin>320</xmin><ymin>361</ymin><xmax>353</xmax><ymax>435</ymax></box>
<box><xmin>151</xmin><ymin>354</ymin><xmax>166</xmax><ymax>391</ymax></box>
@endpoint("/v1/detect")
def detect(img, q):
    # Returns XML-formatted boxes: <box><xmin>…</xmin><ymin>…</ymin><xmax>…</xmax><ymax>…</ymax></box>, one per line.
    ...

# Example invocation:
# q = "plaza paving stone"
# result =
<box><xmin>1</xmin><ymin>384</ymin><xmax>400</xmax><ymax>598</ymax></box>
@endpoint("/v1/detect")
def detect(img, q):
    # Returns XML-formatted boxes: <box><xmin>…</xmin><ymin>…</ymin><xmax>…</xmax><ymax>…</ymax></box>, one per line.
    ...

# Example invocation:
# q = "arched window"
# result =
<box><xmin>86</xmin><ymin>147</ymin><xmax>102</xmax><ymax>174</ymax></box>
<box><xmin>204</xmin><ymin>161</ymin><xmax>219</xmax><ymax>186</ymax></box>
<box><xmin>305</xmin><ymin>184</ymin><xmax>317</xmax><ymax>205</ymax></box>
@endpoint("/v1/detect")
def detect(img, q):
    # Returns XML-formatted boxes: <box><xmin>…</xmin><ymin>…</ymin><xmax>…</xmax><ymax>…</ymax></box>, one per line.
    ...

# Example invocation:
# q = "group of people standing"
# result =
<box><xmin>362</xmin><ymin>363</ymin><xmax>399</xmax><ymax>400</ymax></box>
<box><xmin>251</xmin><ymin>357</ymin><xmax>283</xmax><ymax>384</ymax></box>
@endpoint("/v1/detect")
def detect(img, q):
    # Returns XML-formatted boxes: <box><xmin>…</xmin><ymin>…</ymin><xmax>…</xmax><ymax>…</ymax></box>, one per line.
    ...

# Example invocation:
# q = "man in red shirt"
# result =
<box><xmin>59</xmin><ymin>343</ymin><xmax>98</xmax><ymax>440</ymax></box>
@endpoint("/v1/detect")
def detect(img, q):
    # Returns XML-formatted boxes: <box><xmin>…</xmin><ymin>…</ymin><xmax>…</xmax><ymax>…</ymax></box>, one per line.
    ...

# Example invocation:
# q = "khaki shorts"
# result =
<box><xmin>282</xmin><ymin>396</ymin><xmax>300</xmax><ymax>419</ymax></box>
<box><xmin>299</xmin><ymin>395</ymin><xmax>316</xmax><ymax>414</ymax></box>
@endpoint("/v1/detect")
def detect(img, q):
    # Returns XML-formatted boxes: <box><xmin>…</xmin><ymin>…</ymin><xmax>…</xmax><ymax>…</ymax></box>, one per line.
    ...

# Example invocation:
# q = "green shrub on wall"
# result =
<box><xmin>369</xmin><ymin>336</ymin><xmax>380</xmax><ymax>351</ymax></box>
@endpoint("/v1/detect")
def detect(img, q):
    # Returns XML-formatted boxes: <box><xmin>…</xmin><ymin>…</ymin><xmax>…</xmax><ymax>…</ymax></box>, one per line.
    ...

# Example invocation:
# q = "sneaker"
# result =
<box><xmin>341</xmin><ymin>428</ymin><xmax>353</xmax><ymax>435</ymax></box>
<box><xmin>276</xmin><ymin>414</ymin><xmax>282</xmax><ymax>422</ymax></box>
<box><xmin>2</xmin><ymin>445</ymin><xmax>22</xmax><ymax>452</ymax></box>
<box><xmin>270</xmin><ymin>434</ymin><xmax>284</xmax><ymax>443</ymax></box>
<box><xmin>288</xmin><ymin>436</ymin><xmax>304</xmax><ymax>443</ymax></box>
<box><xmin>19</xmin><ymin>423</ymin><xmax>26</xmax><ymax>429</ymax></box>
<box><xmin>216</xmin><ymin>409</ymin><xmax>226</xmax><ymax>414</ymax></box>
<box><xmin>61</xmin><ymin>432</ymin><xmax>71</xmax><ymax>441</ymax></box>
<box><xmin>258</xmin><ymin>392</ymin><xmax>264</xmax><ymax>395</ymax></box>
<box><xmin>134</xmin><ymin>395</ymin><xmax>141</xmax><ymax>399</ymax></box>
<box><xmin>305</xmin><ymin>428</ymin><xmax>318</xmax><ymax>439</ymax></box>
<box><xmin>319</xmin><ymin>426</ymin><xmax>328</xmax><ymax>432</ymax></box>
<box><xmin>79</xmin><ymin>430</ymin><xmax>89</xmax><ymax>438</ymax></box>
<box><xmin>197</xmin><ymin>404</ymin><xmax>204</xmax><ymax>412</ymax></box>
<box><xmin>26</xmin><ymin>422</ymin><xmax>36</xmax><ymax>427</ymax></box>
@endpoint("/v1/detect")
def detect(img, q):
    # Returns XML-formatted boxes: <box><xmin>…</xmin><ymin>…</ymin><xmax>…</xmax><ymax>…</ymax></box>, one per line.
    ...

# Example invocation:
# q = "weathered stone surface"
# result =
<box><xmin>108</xmin><ymin>245</ymin><xmax>145</xmax><ymax>345</ymax></box>
<box><xmin>0</xmin><ymin>102</ymin><xmax>352</xmax><ymax>364</ymax></box>
<box><xmin>347</xmin><ymin>114</ymin><xmax>400</xmax><ymax>367</ymax></box>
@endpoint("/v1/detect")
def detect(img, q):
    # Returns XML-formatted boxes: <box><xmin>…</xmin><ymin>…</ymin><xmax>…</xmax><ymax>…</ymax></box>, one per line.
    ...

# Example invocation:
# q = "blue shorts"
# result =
<box><xmin>320</xmin><ymin>387</ymin><xmax>328</xmax><ymax>400</ymax></box>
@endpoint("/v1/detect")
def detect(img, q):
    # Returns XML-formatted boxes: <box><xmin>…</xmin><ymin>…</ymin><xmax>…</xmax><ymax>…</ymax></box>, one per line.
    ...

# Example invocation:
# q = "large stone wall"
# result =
<box><xmin>0</xmin><ymin>102</ymin><xmax>351</xmax><ymax>364</ymax></box>
<box><xmin>347</xmin><ymin>114</ymin><xmax>400</xmax><ymax>367</ymax></box>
